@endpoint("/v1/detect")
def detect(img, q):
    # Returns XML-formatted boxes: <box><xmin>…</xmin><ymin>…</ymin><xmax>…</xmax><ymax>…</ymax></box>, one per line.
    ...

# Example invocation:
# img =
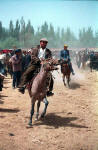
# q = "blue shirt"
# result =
<box><xmin>60</xmin><ymin>49</ymin><xmax>70</xmax><ymax>61</ymax></box>
<box><xmin>90</xmin><ymin>52</ymin><xmax>95</xmax><ymax>61</ymax></box>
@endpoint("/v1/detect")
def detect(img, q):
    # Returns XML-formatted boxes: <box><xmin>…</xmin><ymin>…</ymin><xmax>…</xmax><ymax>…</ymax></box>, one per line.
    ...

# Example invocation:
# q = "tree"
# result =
<box><xmin>26</xmin><ymin>20</ymin><xmax>34</xmax><ymax>35</ymax></box>
<box><xmin>95</xmin><ymin>31</ymin><xmax>98</xmax><ymax>47</ymax></box>
<box><xmin>78</xmin><ymin>27</ymin><xmax>94</xmax><ymax>48</ymax></box>
<box><xmin>48</xmin><ymin>24</ymin><xmax>56</xmax><ymax>47</ymax></box>
<box><xmin>20</xmin><ymin>17</ymin><xmax>26</xmax><ymax>47</ymax></box>
<box><xmin>0</xmin><ymin>21</ymin><xmax>3</xmax><ymax>40</ymax></box>
<box><xmin>24</xmin><ymin>20</ymin><xmax>35</xmax><ymax>47</ymax></box>
<box><xmin>1</xmin><ymin>37</ymin><xmax>19</xmax><ymax>49</ymax></box>
<box><xmin>34</xmin><ymin>27</ymin><xmax>42</xmax><ymax>45</ymax></box>
<box><xmin>41</xmin><ymin>21</ymin><xmax>48</xmax><ymax>37</ymax></box>
<box><xmin>86</xmin><ymin>27</ymin><xmax>94</xmax><ymax>47</ymax></box>
<box><xmin>2</xmin><ymin>28</ymin><xmax>9</xmax><ymax>40</ymax></box>
<box><xmin>14</xmin><ymin>20</ymin><xmax>20</xmax><ymax>40</ymax></box>
<box><xmin>9</xmin><ymin>20</ymin><xmax>14</xmax><ymax>37</ymax></box>
<box><xmin>55</xmin><ymin>27</ymin><xmax>61</xmax><ymax>48</ymax></box>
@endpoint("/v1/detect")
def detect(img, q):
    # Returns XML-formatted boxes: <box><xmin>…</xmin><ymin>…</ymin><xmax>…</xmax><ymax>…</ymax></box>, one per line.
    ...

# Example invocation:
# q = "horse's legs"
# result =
<box><xmin>41</xmin><ymin>98</ymin><xmax>49</xmax><ymax>118</ymax></box>
<box><xmin>63</xmin><ymin>75</ymin><xmax>66</xmax><ymax>86</ymax></box>
<box><xmin>66</xmin><ymin>75</ymin><xmax>70</xmax><ymax>88</ymax></box>
<box><xmin>29</xmin><ymin>99</ymin><xmax>35</xmax><ymax>126</ymax></box>
<box><xmin>90</xmin><ymin>62</ymin><xmax>92</xmax><ymax>72</ymax></box>
<box><xmin>35</xmin><ymin>101</ymin><xmax>41</xmax><ymax>120</ymax></box>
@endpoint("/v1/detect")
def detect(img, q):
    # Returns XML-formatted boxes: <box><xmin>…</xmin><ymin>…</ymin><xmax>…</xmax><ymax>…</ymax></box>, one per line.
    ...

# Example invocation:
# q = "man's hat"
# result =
<box><xmin>40</xmin><ymin>38</ymin><xmax>48</xmax><ymax>43</ymax></box>
<box><xmin>64</xmin><ymin>44</ymin><xmax>68</xmax><ymax>47</ymax></box>
<box><xmin>15</xmin><ymin>49</ymin><xmax>21</xmax><ymax>53</ymax></box>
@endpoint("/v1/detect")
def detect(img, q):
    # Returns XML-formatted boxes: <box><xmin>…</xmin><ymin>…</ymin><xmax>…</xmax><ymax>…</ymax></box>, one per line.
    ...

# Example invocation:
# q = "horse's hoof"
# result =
<box><xmin>40</xmin><ymin>114</ymin><xmax>45</xmax><ymax>120</ymax></box>
<box><xmin>28</xmin><ymin>122</ymin><xmax>32</xmax><ymax>126</ymax></box>
<box><xmin>26</xmin><ymin>124</ymin><xmax>33</xmax><ymax>128</ymax></box>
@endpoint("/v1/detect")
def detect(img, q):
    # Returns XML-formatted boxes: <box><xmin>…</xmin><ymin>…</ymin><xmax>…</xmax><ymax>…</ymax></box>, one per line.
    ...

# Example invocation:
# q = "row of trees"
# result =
<box><xmin>0</xmin><ymin>17</ymin><xmax>98</xmax><ymax>49</ymax></box>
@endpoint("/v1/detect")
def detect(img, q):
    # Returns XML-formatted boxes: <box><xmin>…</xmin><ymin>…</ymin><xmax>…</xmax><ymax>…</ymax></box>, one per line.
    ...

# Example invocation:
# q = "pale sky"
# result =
<box><xmin>0</xmin><ymin>0</ymin><xmax>98</xmax><ymax>36</ymax></box>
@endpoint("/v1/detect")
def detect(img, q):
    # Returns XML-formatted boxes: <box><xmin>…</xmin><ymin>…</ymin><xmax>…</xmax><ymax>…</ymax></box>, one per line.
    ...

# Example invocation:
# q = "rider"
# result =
<box><xmin>19</xmin><ymin>38</ymin><xmax>54</xmax><ymax>96</ymax></box>
<box><xmin>60</xmin><ymin>44</ymin><xmax>75</xmax><ymax>75</ymax></box>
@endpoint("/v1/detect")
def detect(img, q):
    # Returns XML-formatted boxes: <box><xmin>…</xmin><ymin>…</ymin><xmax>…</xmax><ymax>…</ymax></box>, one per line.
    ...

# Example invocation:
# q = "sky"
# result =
<box><xmin>0</xmin><ymin>0</ymin><xmax>98</xmax><ymax>36</ymax></box>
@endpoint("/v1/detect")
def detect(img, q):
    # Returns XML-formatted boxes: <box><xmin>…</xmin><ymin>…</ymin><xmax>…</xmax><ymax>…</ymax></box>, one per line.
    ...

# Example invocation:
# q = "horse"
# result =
<box><xmin>27</xmin><ymin>59</ymin><xmax>58</xmax><ymax>126</ymax></box>
<box><xmin>60</xmin><ymin>60</ymin><xmax>71</xmax><ymax>88</ymax></box>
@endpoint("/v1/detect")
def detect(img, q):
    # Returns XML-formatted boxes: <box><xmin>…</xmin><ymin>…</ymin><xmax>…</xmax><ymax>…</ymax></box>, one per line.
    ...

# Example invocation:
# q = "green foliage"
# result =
<box><xmin>14</xmin><ymin>20</ymin><xmax>20</xmax><ymax>40</ymax></box>
<box><xmin>9</xmin><ymin>20</ymin><xmax>14</xmax><ymax>37</ymax></box>
<box><xmin>0</xmin><ymin>21</ymin><xmax>3</xmax><ymax>40</ymax></box>
<box><xmin>0</xmin><ymin>18</ymin><xmax>97</xmax><ymax>49</ymax></box>
<box><xmin>0</xmin><ymin>37</ymin><xmax>19</xmax><ymax>49</ymax></box>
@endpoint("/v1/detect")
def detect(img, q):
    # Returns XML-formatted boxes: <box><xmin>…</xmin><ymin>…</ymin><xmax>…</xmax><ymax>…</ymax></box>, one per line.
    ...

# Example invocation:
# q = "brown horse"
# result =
<box><xmin>27</xmin><ymin>59</ymin><xmax>58</xmax><ymax>126</ymax></box>
<box><xmin>60</xmin><ymin>61</ymin><xmax>71</xmax><ymax>88</ymax></box>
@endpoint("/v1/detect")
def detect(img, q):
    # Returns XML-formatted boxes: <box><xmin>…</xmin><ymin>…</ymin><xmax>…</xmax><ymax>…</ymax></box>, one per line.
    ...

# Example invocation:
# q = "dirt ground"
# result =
<box><xmin>0</xmin><ymin>67</ymin><xmax>98</xmax><ymax>150</ymax></box>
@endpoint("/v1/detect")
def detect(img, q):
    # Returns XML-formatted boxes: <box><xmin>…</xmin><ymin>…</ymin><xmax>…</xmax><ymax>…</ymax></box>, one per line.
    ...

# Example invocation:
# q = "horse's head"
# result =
<box><xmin>59</xmin><ymin>59</ymin><xmax>69</xmax><ymax>65</ymax></box>
<box><xmin>41</xmin><ymin>59</ymin><xmax>59</xmax><ymax>71</ymax></box>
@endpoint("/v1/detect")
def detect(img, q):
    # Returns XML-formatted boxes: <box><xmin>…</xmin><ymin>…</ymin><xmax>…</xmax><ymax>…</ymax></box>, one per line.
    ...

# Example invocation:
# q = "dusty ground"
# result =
<box><xmin>0</xmin><ymin>67</ymin><xmax>98</xmax><ymax>150</ymax></box>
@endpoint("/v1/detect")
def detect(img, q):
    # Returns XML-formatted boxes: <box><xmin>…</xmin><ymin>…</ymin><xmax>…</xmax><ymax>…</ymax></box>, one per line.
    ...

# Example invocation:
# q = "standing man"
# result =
<box><xmin>60</xmin><ymin>44</ymin><xmax>75</xmax><ymax>75</ymax></box>
<box><xmin>19</xmin><ymin>38</ymin><xmax>54</xmax><ymax>96</ymax></box>
<box><xmin>89</xmin><ymin>51</ymin><xmax>95</xmax><ymax>72</ymax></box>
<box><xmin>10</xmin><ymin>49</ymin><xmax>22</xmax><ymax>88</ymax></box>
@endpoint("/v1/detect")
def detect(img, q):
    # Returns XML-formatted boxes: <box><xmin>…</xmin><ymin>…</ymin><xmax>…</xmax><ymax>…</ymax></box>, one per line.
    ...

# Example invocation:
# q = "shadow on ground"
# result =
<box><xmin>0</xmin><ymin>108</ymin><xmax>20</xmax><ymax>113</ymax></box>
<box><xmin>0</xmin><ymin>94</ymin><xmax>8</xmax><ymax>98</ymax></box>
<box><xmin>70</xmin><ymin>82</ymin><xmax>82</xmax><ymax>89</ymax></box>
<box><xmin>33</xmin><ymin>113</ymin><xmax>88</xmax><ymax>129</ymax></box>
<box><xmin>0</xmin><ymin>99</ymin><xmax>4</xmax><ymax>104</ymax></box>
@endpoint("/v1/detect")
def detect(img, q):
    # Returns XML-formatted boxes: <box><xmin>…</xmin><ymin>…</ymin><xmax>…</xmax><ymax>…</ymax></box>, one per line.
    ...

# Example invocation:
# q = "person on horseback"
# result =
<box><xmin>19</xmin><ymin>38</ymin><xmax>54</xmax><ymax>96</ymax></box>
<box><xmin>60</xmin><ymin>44</ymin><xmax>75</xmax><ymax>75</ymax></box>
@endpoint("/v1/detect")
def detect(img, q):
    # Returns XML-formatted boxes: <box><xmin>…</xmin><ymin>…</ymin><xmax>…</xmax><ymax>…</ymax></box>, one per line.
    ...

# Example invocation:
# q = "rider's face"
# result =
<box><xmin>64</xmin><ymin>46</ymin><xmax>68</xmax><ymax>50</ymax></box>
<box><xmin>40</xmin><ymin>41</ymin><xmax>48</xmax><ymax>49</ymax></box>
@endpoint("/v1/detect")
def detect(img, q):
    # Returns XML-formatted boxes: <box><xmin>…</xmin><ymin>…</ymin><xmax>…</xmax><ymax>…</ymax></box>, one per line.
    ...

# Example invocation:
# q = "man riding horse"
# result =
<box><xmin>19</xmin><ymin>38</ymin><xmax>54</xmax><ymax>96</ymax></box>
<box><xmin>60</xmin><ymin>44</ymin><xmax>75</xmax><ymax>75</ymax></box>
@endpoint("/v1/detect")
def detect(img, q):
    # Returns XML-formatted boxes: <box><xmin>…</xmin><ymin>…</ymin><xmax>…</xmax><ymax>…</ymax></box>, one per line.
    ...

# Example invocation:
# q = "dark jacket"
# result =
<box><xmin>19</xmin><ymin>47</ymin><xmax>52</xmax><ymax>86</ymax></box>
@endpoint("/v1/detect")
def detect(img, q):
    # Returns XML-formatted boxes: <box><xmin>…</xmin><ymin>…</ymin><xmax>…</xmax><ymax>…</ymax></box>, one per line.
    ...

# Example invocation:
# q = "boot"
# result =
<box><xmin>18</xmin><ymin>86</ymin><xmax>26</xmax><ymax>94</ymax></box>
<box><xmin>72</xmin><ymin>71</ymin><xmax>75</xmax><ymax>75</ymax></box>
<box><xmin>47</xmin><ymin>91</ymin><xmax>54</xmax><ymax>97</ymax></box>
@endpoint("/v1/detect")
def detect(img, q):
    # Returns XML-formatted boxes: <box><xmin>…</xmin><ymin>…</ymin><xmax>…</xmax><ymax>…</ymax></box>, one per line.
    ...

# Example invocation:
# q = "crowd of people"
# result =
<box><xmin>0</xmin><ymin>38</ymin><xmax>56</xmax><ymax>95</ymax></box>
<box><xmin>0</xmin><ymin>37</ymin><xmax>98</xmax><ymax>93</ymax></box>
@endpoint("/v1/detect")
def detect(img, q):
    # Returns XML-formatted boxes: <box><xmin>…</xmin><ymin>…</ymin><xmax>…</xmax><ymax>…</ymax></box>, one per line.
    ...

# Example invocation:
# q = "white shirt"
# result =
<box><xmin>38</xmin><ymin>48</ymin><xmax>46</xmax><ymax>60</ymax></box>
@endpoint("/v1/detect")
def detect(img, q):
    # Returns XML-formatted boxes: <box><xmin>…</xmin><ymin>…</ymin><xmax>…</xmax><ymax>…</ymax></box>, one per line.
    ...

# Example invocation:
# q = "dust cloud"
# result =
<box><xmin>53</xmin><ymin>64</ymin><xmax>89</xmax><ymax>84</ymax></box>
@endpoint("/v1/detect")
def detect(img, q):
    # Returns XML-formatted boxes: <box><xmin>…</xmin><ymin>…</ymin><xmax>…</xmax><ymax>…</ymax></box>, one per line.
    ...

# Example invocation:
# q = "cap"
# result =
<box><xmin>40</xmin><ymin>38</ymin><xmax>48</xmax><ymax>43</ymax></box>
<box><xmin>15</xmin><ymin>49</ymin><xmax>21</xmax><ymax>53</ymax></box>
<box><xmin>64</xmin><ymin>44</ymin><xmax>68</xmax><ymax>47</ymax></box>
